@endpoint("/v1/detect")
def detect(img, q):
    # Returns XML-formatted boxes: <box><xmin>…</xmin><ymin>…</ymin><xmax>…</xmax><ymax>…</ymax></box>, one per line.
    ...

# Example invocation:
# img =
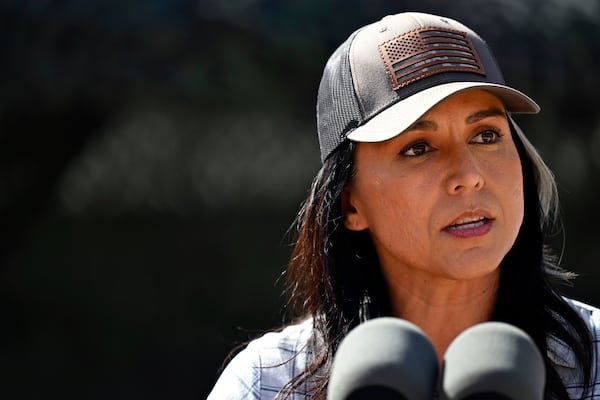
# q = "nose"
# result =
<box><xmin>445</xmin><ymin>147</ymin><xmax>484</xmax><ymax>195</ymax></box>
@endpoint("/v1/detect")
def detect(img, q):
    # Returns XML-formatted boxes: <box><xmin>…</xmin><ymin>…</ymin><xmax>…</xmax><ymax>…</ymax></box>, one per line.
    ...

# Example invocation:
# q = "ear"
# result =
<box><xmin>341</xmin><ymin>185</ymin><xmax>368</xmax><ymax>231</ymax></box>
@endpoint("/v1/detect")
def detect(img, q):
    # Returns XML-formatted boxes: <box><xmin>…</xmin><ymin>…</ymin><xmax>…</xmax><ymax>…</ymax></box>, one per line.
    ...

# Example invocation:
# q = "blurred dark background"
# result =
<box><xmin>1</xmin><ymin>0</ymin><xmax>599</xmax><ymax>398</ymax></box>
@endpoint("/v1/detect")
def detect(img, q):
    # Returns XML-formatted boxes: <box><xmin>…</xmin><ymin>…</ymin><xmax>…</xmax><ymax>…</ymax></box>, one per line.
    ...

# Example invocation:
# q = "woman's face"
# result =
<box><xmin>343</xmin><ymin>89</ymin><xmax>524</xmax><ymax>283</ymax></box>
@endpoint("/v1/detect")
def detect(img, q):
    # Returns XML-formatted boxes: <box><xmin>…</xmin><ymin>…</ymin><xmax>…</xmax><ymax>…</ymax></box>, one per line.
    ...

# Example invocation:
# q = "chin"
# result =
<box><xmin>441</xmin><ymin>259</ymin><xmax>502</xmax><ymax>282</ymax></box>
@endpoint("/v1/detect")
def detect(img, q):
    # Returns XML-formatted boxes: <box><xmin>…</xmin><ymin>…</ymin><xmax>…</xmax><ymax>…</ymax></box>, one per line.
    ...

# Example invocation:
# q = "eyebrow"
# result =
<box><xmin>406</xmin><ymin>107</ymin><xmax>507</xmax><ymax>131</ymax></box>
<box><xmin>465</xmin><ymin>108</ymin><xmax>506</xmax><ymax>124</ymax></box>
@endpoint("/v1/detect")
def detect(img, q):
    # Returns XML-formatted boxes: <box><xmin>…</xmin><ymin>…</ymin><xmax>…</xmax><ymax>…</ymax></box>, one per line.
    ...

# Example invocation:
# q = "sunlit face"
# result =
<box><xmin>342</xmin><ymin>89</ymin><xmax>524</xmax><ymax>283</ymax></box>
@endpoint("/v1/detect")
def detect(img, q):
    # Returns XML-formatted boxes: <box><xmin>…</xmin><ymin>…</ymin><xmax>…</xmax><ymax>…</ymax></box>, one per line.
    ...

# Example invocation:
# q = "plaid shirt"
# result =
<box><xmin>208</xmin><ymin>298</ymin><xmax>600</xmax><ymax>399</ymax></box>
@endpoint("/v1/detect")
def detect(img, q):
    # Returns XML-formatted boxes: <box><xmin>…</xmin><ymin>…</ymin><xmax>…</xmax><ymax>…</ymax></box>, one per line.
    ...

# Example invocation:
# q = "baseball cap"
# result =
<box><xmin>316</xmin><ymin>12</ymin><xmax>540</xmax><ymax>162</ymax></box>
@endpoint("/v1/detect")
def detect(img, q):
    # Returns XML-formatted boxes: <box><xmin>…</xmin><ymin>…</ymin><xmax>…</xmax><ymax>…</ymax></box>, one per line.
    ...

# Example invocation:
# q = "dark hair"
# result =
<box><xmin>282</xmin><ymin>119</ymin><xmax>592</xmax><ymax>399</ymax></box>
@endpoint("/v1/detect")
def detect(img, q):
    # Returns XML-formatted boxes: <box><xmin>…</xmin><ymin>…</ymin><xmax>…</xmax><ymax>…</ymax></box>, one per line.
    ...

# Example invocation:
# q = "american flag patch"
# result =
<box><xmin>378</xmin><ymin>27</ymin><xmax>486</xmax><ymax>90</ymax></box>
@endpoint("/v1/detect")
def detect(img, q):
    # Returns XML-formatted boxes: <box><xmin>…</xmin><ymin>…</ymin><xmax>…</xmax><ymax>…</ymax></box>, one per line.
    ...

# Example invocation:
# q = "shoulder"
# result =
<box><xmin>247</xmin><ymin>317</ymin><xmax>315</xmax><ymax>359</ymax></box>
<box><xmin>554</xmin><ymin>298</ymin><xmax>600</xmax><ymax>398</ymax></box>
<box><xmin>548</xmin><ymin>297</ymin><xmax>600</xmax><ymax>358</ymax></box>
<box><xmin>563</xmin><ymin>297</ymin><xmax>600</xmax><ymax>337</ymax></box>
<box><xmin>563</xmin><ymin>298</ymin><xmax>600</xmax><ymax>362</ymax></box>
<box><xmin>207</xmin><ymin>318</ymin><xmax>315</xmax><ymax>400</ymax></box>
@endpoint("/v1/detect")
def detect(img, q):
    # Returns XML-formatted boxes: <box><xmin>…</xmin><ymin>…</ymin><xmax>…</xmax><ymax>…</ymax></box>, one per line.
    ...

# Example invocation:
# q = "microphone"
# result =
<box><xmin>440</xmin><ymin>322</ymin><xmax>545</xmax><ymax>400</ymax></box>
<box><xmin>327</xmin><ymin>317</ymin><xmax>438</xmax><ymax>400</ymax></box>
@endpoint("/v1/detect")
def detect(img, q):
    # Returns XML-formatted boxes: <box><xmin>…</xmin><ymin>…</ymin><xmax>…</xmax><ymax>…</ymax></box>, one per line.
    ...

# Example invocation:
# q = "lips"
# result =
<box><xmin>443</xmin><ymin>210</ymin><xmax>494</xmax><ymax>236</ymax></box>
<box><xmin>446</xmin><ymin>216</ymin><xmax>488</xmax><ymax>231</ymax></box>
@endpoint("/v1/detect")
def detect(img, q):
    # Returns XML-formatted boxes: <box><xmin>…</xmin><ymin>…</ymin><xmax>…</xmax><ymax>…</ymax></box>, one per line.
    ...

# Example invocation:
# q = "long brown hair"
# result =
<box><xmin>282</xmin><ymin>118</ymin><xmax>592</xmax><ymax>399</ymax></box>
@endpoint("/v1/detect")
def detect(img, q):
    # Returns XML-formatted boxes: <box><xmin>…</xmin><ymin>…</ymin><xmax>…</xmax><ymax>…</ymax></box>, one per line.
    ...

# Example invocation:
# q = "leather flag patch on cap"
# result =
<box><xmin>379</xmin><ymin>27</ymin><xmax>486</xmax><ymax>90</ymax></box>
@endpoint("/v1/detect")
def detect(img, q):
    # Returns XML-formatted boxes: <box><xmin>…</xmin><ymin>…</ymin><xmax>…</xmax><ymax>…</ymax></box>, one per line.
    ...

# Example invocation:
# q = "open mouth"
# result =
<box><xmin>445</xmin><ymin>216</ymin><xmax>490</xmax><ymax>231</ymax></box>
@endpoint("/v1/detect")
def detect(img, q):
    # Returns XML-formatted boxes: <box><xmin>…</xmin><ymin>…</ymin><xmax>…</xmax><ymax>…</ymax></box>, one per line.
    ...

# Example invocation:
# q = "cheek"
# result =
<box><xmin>502</xmin><ymin>160</ymin><xmax>525</xmax><ymax>235</ymax></box>
<box><xmin>509</xmin><ymin>182</ymin><xmax>525</xmax><ymax>236</ymax></box>
<box><xmin>361</xmin><ymin>179</ymin><xmax>433</xmax><ymax>248</ymax></box>
<box><xmin>364</xmin><ymin>174</ymin><xmax>431</xmax><ymax>221</ymax></box>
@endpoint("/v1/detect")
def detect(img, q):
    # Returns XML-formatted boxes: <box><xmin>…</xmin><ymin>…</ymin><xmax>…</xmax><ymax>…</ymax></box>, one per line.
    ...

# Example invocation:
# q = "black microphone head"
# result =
<box><xmin>441</xmin><ymin>322</ymin><xmax>545</xmax><ymax>400</ymax></box>
<box><xmin>327</xmin><ymin>317</ymin><xmax>438</xmax><ymax>400</ymax></box>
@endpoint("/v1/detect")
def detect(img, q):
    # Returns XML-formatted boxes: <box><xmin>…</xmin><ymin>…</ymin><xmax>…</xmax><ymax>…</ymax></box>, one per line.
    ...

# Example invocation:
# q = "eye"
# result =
<box><xmin>401</xmin><ymin>142</ymin><xmax>431</xmax><ymax>157</ymax></box>
<box><xmin>471</xmin><ymin>129</ymin><xmax>502</xmax><ymax>144</ymax></box>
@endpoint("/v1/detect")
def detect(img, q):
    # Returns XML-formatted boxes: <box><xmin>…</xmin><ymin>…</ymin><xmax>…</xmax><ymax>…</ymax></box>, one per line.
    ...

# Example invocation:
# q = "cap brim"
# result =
<box><xmin>346</xmin><ymin>82</ymin><xmax>540</xmax><ymax>143</ymax></box>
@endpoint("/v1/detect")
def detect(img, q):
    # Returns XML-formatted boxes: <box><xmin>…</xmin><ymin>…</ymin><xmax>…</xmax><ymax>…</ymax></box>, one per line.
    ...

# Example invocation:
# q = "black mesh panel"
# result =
<box><xmin>316</xmin><ymin>31</ymin><xmax>364</xmax><ymax>162</ymax></box>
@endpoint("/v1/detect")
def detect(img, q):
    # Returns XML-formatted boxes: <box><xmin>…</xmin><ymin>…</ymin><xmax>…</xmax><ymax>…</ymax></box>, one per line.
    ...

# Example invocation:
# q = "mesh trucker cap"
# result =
<box><xmin>316</xmin><ymin>12</ymin><xmax>540</xmax><ymax>162</ymax></box>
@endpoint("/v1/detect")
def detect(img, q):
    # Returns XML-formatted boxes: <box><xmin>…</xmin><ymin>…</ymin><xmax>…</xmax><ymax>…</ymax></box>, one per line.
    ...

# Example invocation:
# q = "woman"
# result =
<box><xmin>208</xmin><ymin>12</ymin><xmax>600</xmax><ymax>400</ymax></box>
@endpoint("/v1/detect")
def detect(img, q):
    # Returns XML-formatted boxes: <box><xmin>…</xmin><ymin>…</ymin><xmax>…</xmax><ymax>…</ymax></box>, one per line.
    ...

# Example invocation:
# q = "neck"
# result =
<box><xmin>387</xmin><ymin>270</ymin><xmax>499</xmax><ymax>366</ymax></box>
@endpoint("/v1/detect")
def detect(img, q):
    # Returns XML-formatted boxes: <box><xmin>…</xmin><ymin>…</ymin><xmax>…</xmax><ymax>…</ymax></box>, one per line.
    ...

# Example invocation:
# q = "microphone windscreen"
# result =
<box><xmin>327</xmin><ymin>317</ymin><xmax>438</xmax><ymax>400</ymax></box>
<box><xmin>440</xmin><ymin>322</ymin><xmax>545</xmax><ymax>400</ymax></box>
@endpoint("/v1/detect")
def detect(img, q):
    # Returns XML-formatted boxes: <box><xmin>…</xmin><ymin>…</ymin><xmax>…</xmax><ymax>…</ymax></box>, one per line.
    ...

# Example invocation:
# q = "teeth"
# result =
<box><xmin>453</xmin><ymin>216</ymin><xmax>485</xmax><ymax>226</ymax></box>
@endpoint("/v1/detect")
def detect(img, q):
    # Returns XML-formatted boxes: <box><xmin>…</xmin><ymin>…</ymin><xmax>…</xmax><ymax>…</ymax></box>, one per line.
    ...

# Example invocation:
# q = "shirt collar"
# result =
<box><xmin>547</xmin><ymin>335</ymin><xmax>577</xmax><ymax>369</ymax></box>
